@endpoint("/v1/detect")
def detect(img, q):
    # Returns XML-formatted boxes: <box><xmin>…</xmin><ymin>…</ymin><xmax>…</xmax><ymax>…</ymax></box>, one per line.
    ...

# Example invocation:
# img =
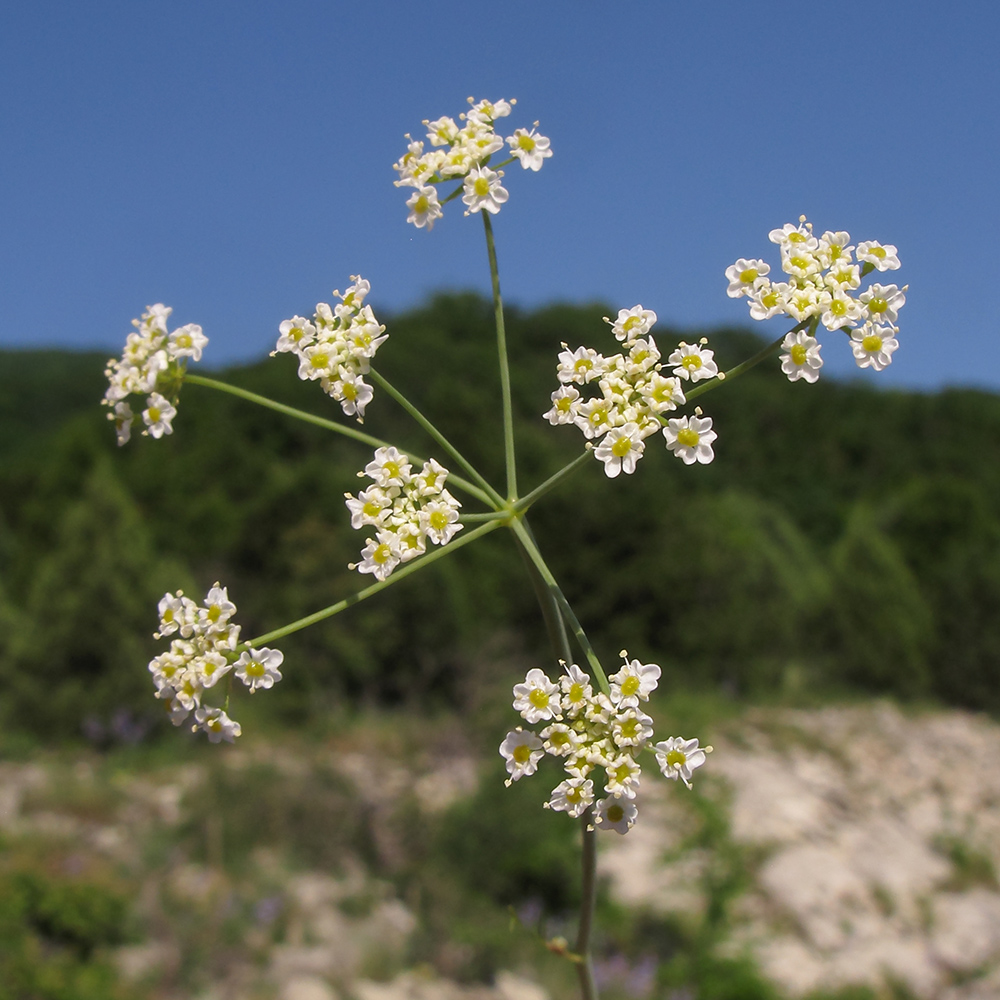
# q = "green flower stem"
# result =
<box><xmin>507</xmin><ymin>518</ymin><xmax>610</xmax><ymax>695</ymax></box>
<box><xmin>515</xmin><ymin>519</ymin><xmax>572</xmax><ymax>666</ymax></box>
<box><xmin>184</xmin><ymin>373</ymin><xmax>494</xmax><ymax>508</ymax></box>
<box><xmin>246</xmin><ymin>519</ymin><xmax>504</xmax><ymax>647</ymax></box>
<box><xmin>482</xmin><ymin>212</ymin><xmax>518</xmax><ymax>501</ymax></box>
<box><xmin>459</xmin><ymin>511</ymin><xmax>510</xmax><ymax>523</ymax></box>
<box><xmin>369</xmin><ymin>368</ymin><xmax>504</xmax><ymax>509</ymax></box>
<box><xmin>576</xmin><ymin>808</ymin><xmax>600</xmax><ymax>1000</ymax></box>
<box><xmin>684</xmin><ymin>318</ymin><xmax>811</xmax><ymax>404</ymax></box>
<box><xmin>514</xmin><ymin>451</ymin><xmax>592</xmax><ymax>515</ymax></box>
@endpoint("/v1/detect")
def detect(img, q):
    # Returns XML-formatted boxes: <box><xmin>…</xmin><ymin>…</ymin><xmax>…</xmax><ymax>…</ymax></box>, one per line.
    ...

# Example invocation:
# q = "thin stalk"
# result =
<box><xmin>514</xmin><ymin>451</ymin><xmax>592</xmax><ymax>514</ymax></box>
<box><xmin>685</xmin><ymin>318</ymin><xmax>810</xmax><ymax>403</ymax></box>
<box><xmin>184</xmin><ymin>373</ymin><xmax>493</xmax><ymax>508</ymax></box>
<box><xmin>370</xmin><ymin>368</ymin><xmax>504</xmax><ymax>508</ymax></box>
<box><xmin>575</xmin><ymin>808</ymin><xmax>599</xmax><ymax>1000</ymax></box>
<box><xmin>482</xmin><ymin>212</ymin><xmax>518</xmax><ymax>500</ymax></box>
<box><xmin>246</xmin><ymin>519</ymin><xmax>503</xmax><ymax>646</ymax></box>
<box><xmin>507</xmin><ymin>518</ymin><xmax>609</xmax><ymax>695</ymax></box>
<box><xmin>514</xmin><ymin>520</ymin><xmax>572</xmax><ymax>666</ymax></box>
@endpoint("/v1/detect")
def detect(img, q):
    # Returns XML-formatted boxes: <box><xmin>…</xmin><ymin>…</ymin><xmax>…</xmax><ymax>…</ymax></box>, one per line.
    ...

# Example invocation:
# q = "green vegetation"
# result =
<box><xmin>3</xmin><ymin>294</ymin><xmax>1000</xmax><ymax>743</ymax></box>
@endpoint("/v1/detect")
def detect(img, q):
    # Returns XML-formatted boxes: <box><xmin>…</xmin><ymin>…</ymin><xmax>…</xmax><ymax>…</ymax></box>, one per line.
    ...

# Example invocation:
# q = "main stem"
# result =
<box><xmin>513</xmin><ymin>519</ymin><xmax>598</xmax><ymax>999</ymax></box>
<box><xmin>482</xmin><ymin>212</ymin><xmax>518</xmax><ymax>500</ymax></box>
<box><xmin>576</xmin><ymin>808</ymin><xmax>599</xmax><ymax>1000</ymax></box>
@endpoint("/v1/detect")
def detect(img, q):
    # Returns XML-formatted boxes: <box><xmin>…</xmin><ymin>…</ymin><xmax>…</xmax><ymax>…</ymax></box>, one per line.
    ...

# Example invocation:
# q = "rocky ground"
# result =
<box><xmin>3</xmin><ymin>701</ymin><xmax>1000</xmax><ymax>999</ymax></box>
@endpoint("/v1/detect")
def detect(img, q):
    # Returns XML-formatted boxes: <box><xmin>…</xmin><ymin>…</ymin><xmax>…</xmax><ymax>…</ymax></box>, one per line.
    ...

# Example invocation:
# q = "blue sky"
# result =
<box><xmin>2</xmin><ymin>1</ymin><xmax>998</xmax><ymax>389</ymax></box>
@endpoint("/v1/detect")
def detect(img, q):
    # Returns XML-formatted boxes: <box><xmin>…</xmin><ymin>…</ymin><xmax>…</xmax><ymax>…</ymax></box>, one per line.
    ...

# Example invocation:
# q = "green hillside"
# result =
<box><xmin>3</xmin><ymin>293</ymin><xmax>1000</xmax><ymax>739</ymax></box>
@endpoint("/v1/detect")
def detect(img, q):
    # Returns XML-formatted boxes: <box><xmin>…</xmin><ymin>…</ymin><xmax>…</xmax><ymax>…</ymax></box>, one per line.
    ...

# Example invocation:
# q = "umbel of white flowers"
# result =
<box><xmin>500</xmin><ymin>655</ymin><xmax>710</xmax><ymax>834</ymax></box>
<box><xmin>147</xmin><ymin>584</ymin><xmax>284</xmax><ymax>743</ymax></box>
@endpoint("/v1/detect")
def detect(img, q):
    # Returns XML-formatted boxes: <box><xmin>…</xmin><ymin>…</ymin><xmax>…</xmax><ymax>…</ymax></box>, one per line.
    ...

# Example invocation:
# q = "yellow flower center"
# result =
<box><xmin>474</xmin><ymin>176</ymin><xmax>490</xmax><ymax>197</ymax></box>
<box><xmin>868</xmin><ymin>297</ymin><xmax>888</xmax><ymax>315</ymax></box>
<box><xmin>621</xmin><ymin>676</ymin><xmax>640</xmax><ymax>697</ymax></box>
<box><xmin>790</xmin><ymin>344</ymin><xmax>808</xmax><ymax>365</ymax></box>
<box><xmin>677</xmin><ymin>428</ymin><xmax>700</xmax><ymax>448</ymax></box>
<box><xmin>739</xmin><ymin>268</ymin><xmax>758</xmax><ymax>284</ymax></box>
<box><xmin>529</xmin><ymin>688</ymin><xmax>550</xmax><ymax>710</ymax></box>
<box><xmin>862</xmin><ymin>334</ymin><xmax>883</xmax><ymax>353</ymax></box>
<box><xmin>513</xmin><ymin>744</ymin><xmax>532</xmax><ymax>764</ymax></box>
<box><xmin>611</xmin><ymin>436</ymin><xmax>632</xmax><ymax>458</ymax></box>
<box><xmin>666</xmin><ymin>749</ymin><xmax>687</xmax><ymax>769</ymax></box>
<box><xmin>681</xmin><ymin>354</ymin><xmax>702</xmax><ymax>371</ymax></box>
<box><xmin>517</xmin><ymin>134</ymin><xmax>536</xmax><ymax>152</ymax></box>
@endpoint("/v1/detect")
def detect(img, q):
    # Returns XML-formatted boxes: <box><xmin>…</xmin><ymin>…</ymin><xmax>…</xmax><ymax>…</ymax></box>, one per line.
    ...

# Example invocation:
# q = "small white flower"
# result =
<box><xmin>543</xmin><ymin>385</ymin><xmax>582</xmax><ymax>425</ymax></box>
<box><xmin>111</xmin><ymin>400</ymin><xmax>133</xmax><ymax>446</ymax></box>
<box><xmin>142</xmin><ymin>392</ymin><xmax>176</xmax><ymax>438</ymax></box>
<box><xmin>546</xmin><ymin>777</ymin><xmax>594</xmax><ymax>818</ymax></box>
<box><xmin>609</xmin><ymin>656</ymin><xmax>661</xmax><ymax>707</ymax></box>
<box><xmin>195</xmin><ymin>651</ymin><xmax>231</xmax><ymax>688</ymax></box>
<box><xmin>330</xmin><ymin>371</ymin><xmax>374</xmax><ymax>419</ymax></box>
<box><xmin>500</xmin><ymin>729</ymin><xmax>544</xmax><ymax>784</ymax></box>
<box><xmin>365</xmin><ymin>447</ymin><xmax>412</xmax><ymax>488</ymax></box>
<box><xmin>168</xmin><ymin>323</ymin><xmax>208</xmax><ymax>362</ymax></box>
<box><xmin>856</xmin><ymin>241</ymin><xmax>900</xmax><ymax>271</ymax></box>
<box><xmin>663</xmin><ymin>415</ymin><xmax>717</xmax><ymax>465</ymax></box>
<box><xmin>594</xmin><ymin>423</ymin><xmax>645</xmax><ymax>478</ymax></box>
<box><xmin>357</xmin><ymin>531</ymin><xmax>401</xmax><ymax>582</ymax></box>
<box><xmin>200</xmin><ymin>584</ymin><xmax>236</xmax><ymax>630</ymax></box>
<box><xmin>235</xmin><ymin>647</ymin><xmax>284</xmax><ymax>693</ymax></box>
<box><xmin>194</xmin><ymin>707</ymin><xmax>242</xmax><ymax>744</ymax></box>
<box><xmin>768</xmin><ymin>222</ymin><xmax>818</xmax><ymax>252</ymax></box>
<box><xmin>668</xmin><ymin>343</ymin><xmax>718</xmax><ymax>383</ymax></box>
<box><xmin>604</xmin><ymin>754</ymin><xmax>642</xmax><ymax>798</ymax></box>
<box><xmin>413</xmin><ymin>458</ymin><xmax>449</xmax><ymax>496</ymax></box>
<box><xmin>507</xmin><ymin>127</ymin><xmax>552</xmax><ymax>171</ymax></box>
<box><xmin>513</xmin><ymin>668</ymin><xmax>561</xmax><ymax>724</ymax></box>
<box><xmin>462</xmin><ymin>166</ymin><xmax>509</xmax><ymax>215</ymax></box>
<box><xmin>275</xmin><ymin>316</ymin><xmax>316</xmax><ymax>354</ymax></box>
<box><xmin>420</xmin><ymin>499</ymin><xmax>463</xmax><ymax>545</ymax></box>
<box><xmin>608</xmin><ymin>305</ymin><xmax>657</xmax><ymax>343</ymax></box>
<box><xmin>859</xmin><ymin>283</ymin><xmax>906</xmax><ymax>325</ymax></box>
<box><xmin>748</xmin><ymin>281</ymin><xmax>791</xmax><ymax>321</ymax></box>
<box><xmin>655</xmin><ymin>736</ymin><xmax>708</xmax><ymax>789</ymax></box>
<box><xmin>345</xmin><ymin>486</ymin><xmax>393</xmax><ymax>530</ymax></box>
<box><xmin>611</xmin><ymin>708</ymin><xmax>654</xmax><ymax>748</ymax></box>
<box><xmin>851</xmin><ymin>323</ymin><xmax>899</xmax><ymax>371</ymax></box>
<box><xmin>780</xmin><ymin>331</ymin><xmax>823</xmax><ymax>383</ymax></box>
<box><xmin>640</xmin><ymin>373</ymin><xmax>685</xmax><ymax>414</ymax></box>
<box><xmin>557</xmin><ymin>345</ymin><xmax>608</xmax><ymax>384</ymax></box>
<box><xmin>540</xmin><ymin>722</ymin><xmax>580</xmax><ymax>757</ymax></box>
<box><xmin>560</xmin><ymin>663</ymin><xmax>593</xmax><ymax>717</ymax></box>
<box><xmin>725</xmin><ymin>259</ymin><xmax>770</xmax><ymax>298</ymax></box>
<box><xmin>406</xmin><ymin>186</ymin><xmax>443</xmax><ymax>230</ymax></box>
<box><xmin>596</xmin><ymin>796</ymin><xmax>638</xmax><ymax>834</ymax></box>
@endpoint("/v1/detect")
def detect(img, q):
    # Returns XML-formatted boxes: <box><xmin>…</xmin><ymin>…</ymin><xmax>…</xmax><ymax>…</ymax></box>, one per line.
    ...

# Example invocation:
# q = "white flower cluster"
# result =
<box><xmin>726</xmin><ymin>218</ymin><xmax>906</xmax><ymax>381</ymax></box>
<box><xmin>274</xmin><ymin>276</ymin><xmax>386</xmax><ymax>422</ymax></box>
<box><xmin>500</xmin><ymin>657</ymin><xmax>709</xmax><ymax>834</ymax></box>
<box><xmin>544</xmin><ymin>306</ymin><xmax>720</xmax><ymax>475</ymax></box>
<box><xmin>393</xmin><ymin>97</ymin><xmax>552</xmax><ymax>228</ymax></box>
<box><xmin>345</xmin><ymin>447</ymin><xmax>463</xmax><ymax>582</ymax></box>
<box><xmin>102</xmin><ymin>304</ymin><xmax>207</xmax><ymax>446</ymax></box>
<box><xmin>147</xmin><ymin>583</ymin><xmax>284</xmax><ymax>743</ymax></box>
